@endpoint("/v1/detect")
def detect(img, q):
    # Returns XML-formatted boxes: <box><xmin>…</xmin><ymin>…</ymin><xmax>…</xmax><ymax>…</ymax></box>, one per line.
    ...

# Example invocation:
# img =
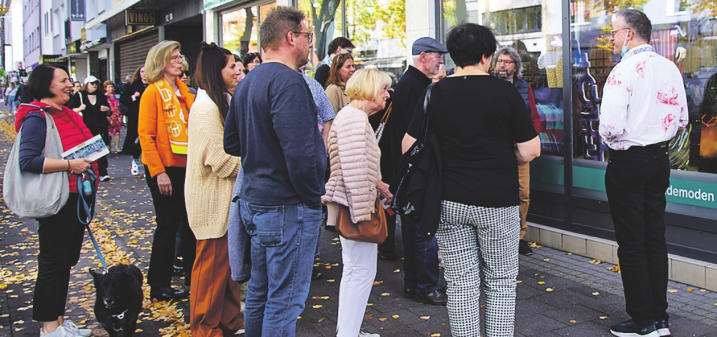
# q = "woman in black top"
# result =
<box><xmin>120</xmin><ymin>66</ymin><xmax>148</xmax><ymax>175</ymax></box>
<box><xmin>67</xmin><ymin>75</ymin><xmax>112</xmax><ymax>181</ymax></box>
<box><xmin>403</xmin><ymin>23</ymin><xmax>540</xmax><ymax>337</ymax></box>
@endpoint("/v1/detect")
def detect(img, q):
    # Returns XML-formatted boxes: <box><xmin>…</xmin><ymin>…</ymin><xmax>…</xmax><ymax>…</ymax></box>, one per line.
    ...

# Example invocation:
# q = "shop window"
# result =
<box><xmin>443</xmin><ymin>0</ymin><xmax>565</xmax><ymax>159</ymax></box>
<box><xmin>220</xmin><ymin>3</ymin><xmax>276</xmax><ymax>60</ymax></box>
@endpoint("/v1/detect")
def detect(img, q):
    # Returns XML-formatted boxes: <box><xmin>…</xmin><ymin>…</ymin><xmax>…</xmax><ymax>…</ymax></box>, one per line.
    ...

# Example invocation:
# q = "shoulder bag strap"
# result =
<box><xmin>417</xmin><ymin>83</ymin><xmax>435</xmax><ymax>145</ymax></box>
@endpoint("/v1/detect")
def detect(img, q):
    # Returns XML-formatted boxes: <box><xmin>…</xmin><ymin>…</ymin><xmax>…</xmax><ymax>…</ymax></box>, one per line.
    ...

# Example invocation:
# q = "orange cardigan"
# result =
<box><xmin>138</xmin><ymin>78</ymin><xmax>195</xmax><ymax>177</ymax></box>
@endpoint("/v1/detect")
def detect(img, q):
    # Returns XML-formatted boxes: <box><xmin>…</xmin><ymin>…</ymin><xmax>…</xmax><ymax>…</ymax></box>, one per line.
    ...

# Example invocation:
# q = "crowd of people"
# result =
<box><xmin>13</xmin><ymin>6</ymin><xmax>682</xmax><ymax>337</ymax></box>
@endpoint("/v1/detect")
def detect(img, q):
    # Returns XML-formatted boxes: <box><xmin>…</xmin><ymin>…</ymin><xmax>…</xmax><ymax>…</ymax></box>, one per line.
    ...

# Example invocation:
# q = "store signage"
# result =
<box><xmin>70</xmin><ymin>0</ymin><xmax>85</xmax><ymax>21</ymax></box>
<box><xmin>126</xmin><ymin>10</ymin><xmax>156</xmax><ymax>25</ymax></box>
<box><xmin>42</xmin><ymin>54</ymin><xmax>62</xmax><ymax>63</ymax></box>
<box><xmin>532</xmin><ymin>162</ymin><xmax>717</xmax><ymax>210</ymax></box>
<box><xmin>204</xmin><ymin>0</ymin><xmax>233</xmax><ymax>9</ymax></box>
<box><xmin>67</xmin><ymin>40</ymin><xmax>81</xmax><ymax>54</ymax></box>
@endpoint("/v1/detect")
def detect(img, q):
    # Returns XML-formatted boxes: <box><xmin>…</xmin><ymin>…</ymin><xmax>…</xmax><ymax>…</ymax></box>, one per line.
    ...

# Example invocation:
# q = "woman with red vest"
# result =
<box><xmin>15</xmin><ymin>64</ymin><xmax>98</xmax><ymax>337</ymax></box>
<box><xmin>138</xmin><ymin>40</ymin><xmax>196</xmax><ymax>301</ymax></box>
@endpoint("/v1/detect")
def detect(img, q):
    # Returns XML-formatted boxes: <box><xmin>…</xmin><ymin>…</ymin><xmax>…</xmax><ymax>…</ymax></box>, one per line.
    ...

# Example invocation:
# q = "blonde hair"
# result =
<box><xmin>346</xmin><ymin>68</ymin><xmax>392</xmax><ymax>102</ymax></box>
<box><xmin>144</xmin><ymin>40</ymin><xmax>181</xmax><ymax>84</ymax></box>
<box><xmin>182</xmin><ymin>60</ymin><xmax>189</xmax><ymax>71</ymax></box>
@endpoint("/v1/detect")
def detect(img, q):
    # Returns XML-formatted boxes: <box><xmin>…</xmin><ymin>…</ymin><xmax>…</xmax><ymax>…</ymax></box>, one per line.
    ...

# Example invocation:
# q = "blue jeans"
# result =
<box><xmin>401</xmin><ymin>215</ymin><xmax>440</xmax><ymax>295</ymax></box>
<box><xmin>240</xmin><ymin>200</ymin><xmax>321</xmax><ymax>337</ymax></box>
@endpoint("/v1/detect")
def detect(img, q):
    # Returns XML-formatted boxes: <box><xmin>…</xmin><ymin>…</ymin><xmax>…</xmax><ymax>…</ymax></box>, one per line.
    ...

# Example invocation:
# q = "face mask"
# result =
<box><xmin>620</xmin><ymin>34</ymin><xmax>631</xmax><ymax>57</ymax></box>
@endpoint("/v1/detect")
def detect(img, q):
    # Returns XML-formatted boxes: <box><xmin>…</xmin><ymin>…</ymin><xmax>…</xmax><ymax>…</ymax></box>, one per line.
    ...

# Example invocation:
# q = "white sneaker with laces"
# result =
<box><xmin>358</xmin><ymin>332</ymin><xmax>380</xmax><ymax>337</ymax></box>
<box><xmin>40</xmin><ymin>325</ymin><xmax>81</xmax><ymax>337</ymax></box>
<box><xmin>62</xmin><ymin>319</ymin><xmax>92</xmax><ymax>336</ymax></box>
<box><xmin>130</xmin><ymin>160</ymin><xmax>139</xmax><ymax>176</ymax></box>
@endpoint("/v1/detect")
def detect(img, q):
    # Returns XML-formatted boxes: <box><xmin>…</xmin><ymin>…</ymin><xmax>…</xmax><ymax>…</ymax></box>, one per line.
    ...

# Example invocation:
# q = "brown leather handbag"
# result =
<box><xmin>336</xmin><ymin>199</ymin><xmax>388</xmax><ymax>244</ymax></box>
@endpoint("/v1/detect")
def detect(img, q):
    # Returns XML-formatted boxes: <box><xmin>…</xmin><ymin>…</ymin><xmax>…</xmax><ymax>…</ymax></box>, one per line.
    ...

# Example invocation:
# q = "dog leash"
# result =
<box><xmin>77</xmin><ymin>169</ymin><xmax>109</xmax><ymax>273</ymax></box>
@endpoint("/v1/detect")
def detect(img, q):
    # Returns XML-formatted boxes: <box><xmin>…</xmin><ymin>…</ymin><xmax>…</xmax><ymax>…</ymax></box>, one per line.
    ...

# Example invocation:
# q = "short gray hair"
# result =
<box><xmin>495</xmin><ymin>46</ymin><xmax>522</xmax><ymax>79</ymax></box>
<box><xmin>617</xmin><ymin>9</ymin><xmax>652</xmax><ymax>43</ymax></box>
<box><xmin>259</xmin><ymin>6</ymin><xmax>305</xmax><ymax>51</ymax></box>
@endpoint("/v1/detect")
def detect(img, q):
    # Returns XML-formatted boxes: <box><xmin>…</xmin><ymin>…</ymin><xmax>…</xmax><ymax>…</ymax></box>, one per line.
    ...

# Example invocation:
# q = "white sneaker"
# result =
<box><xmin>40</xmin><ymin>325</ymin><xmax>82</xmax><ymax>337</ymax></box>
<box><xmin>358</xmin><ymin>332</ymin><xmax>380</xmax><ymax>337</ymax></box>
<box><xmin>233</xmin><ymin>328</ymin><xmax>245</xmax><ymax>335</ymax></box>
<box><xmin>62</xmin><ymin>319</ymin><xmax>92</xmax><ymax>336</ymax></box>
<box><xmin>100</xmin><ymin>175</ymin><xmax>112</xmax><ymax>182</ymax></box>
<box><xmin>130</xmin><ymin>159</ymin><xmax>140</xmax><ymax>176</ymax></box>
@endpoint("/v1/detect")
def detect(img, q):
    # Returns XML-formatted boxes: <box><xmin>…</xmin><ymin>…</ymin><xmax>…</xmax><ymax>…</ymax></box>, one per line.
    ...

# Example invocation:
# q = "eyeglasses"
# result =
<box><xmin>181</xmin><ymin>71</ymin><xmax>190</xmax><ymax>77</ymax></box>
<box><xmin>610</xmin><ymin>27</ymin><xmax>631</xmax><ymax>37</ymax></box>
<box><xmin>496</xmin><ymin>60</ymin><xmax>515</xmax><ymax>65</ymax></box>
<box><xmin>292</xmin><ymin>31</ymin><xmax>313</xmax><ymax>43</ymax></box>
<box><xmin>171</xmin><ymin>54</ymin><xmax>185</xmax><ymax>63</ymax></box>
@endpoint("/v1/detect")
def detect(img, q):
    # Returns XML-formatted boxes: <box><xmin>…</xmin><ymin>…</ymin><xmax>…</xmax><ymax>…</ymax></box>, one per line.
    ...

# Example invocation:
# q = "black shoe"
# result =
<box><xmin>610</xmin><ymin>319</ymin><xmax>659</xmax><ymax>337</ymax></box>
<box><xmin>654</xmin><ymin>319</ymin><xmax>671</xmax><ymax>337</ymax></box>
<box><xmin>150</xmin><ymin>286</ymin><xmax>189</xmax><ymax>301</ymax></box>
<box><xmin>417</xmin><ymin>289</ymin><xmax>447</xmax><ymax>306</ymax></box>
<box><xmin>325</xmin><ymin>225</ymin><xmax>336</xmax><ymax>232</ymax></box>
<box><xmin>403</xmin><ymin>288</ymin><xmax>417</xmax><ymax>299</ymax></box>
<box><xmin>312</xmin><ymin>267</ymin><xmax>322</xmax><ymax>280</ymax></box>
<box><xmin>519</xmin><ymin>239</ymin><xmax>534</xmax><ymax>256</ymax></box>
<box><xmin>378</xmin><ymin>251</ymin><xmax>397</xmax><ymax>261</ymax></box>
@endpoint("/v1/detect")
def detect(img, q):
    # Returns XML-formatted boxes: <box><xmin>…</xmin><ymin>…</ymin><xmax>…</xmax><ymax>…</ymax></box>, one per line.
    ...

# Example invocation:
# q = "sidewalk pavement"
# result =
<box><xmin>0</xmin><ymin>123</ymin><xmax>715</xmax><ymax>337</ymax></box>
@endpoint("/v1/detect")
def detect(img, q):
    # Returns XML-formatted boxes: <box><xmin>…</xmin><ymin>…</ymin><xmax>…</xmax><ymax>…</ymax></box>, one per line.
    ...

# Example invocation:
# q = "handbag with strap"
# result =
<box><xmin>3</xmin><ymin>107</ymin><xmax>70</xmax><ymax>218</ymax></box>
<box><xmin>335</xmin><ymin>198</ymin><xmax>388</xmax><ymax>244</ymax></box>
<box><xmin>389</xmin><ymin>83</ymin><xmax>435</xmax><ymax>217</ymax></box>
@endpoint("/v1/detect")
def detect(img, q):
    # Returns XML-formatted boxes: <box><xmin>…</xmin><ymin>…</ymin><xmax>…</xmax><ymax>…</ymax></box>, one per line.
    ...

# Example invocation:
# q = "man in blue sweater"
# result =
<box><xmin>224</xmin><ymin>6</ymin><xmax>325</xmax><ymax>337</ymax></box>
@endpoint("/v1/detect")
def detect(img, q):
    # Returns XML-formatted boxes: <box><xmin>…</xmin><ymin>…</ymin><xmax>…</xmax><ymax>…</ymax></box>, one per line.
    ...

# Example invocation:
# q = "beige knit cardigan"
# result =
<box><xmin>185</xmin><ymin>89</ymin><xmax>241</xmax><ymax>240</ymax></box>
<box><xmin>322</xmin><ymin>105</ymin><xmax>381</xmax><ymax>223</ymax></box>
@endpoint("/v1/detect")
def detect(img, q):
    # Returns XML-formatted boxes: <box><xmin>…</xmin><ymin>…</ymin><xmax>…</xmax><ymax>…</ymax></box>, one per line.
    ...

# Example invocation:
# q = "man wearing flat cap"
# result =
<box><xmin>386</xmin><ymin>36</ymin><xmax>447</xmax><ymax>306</ymax></box>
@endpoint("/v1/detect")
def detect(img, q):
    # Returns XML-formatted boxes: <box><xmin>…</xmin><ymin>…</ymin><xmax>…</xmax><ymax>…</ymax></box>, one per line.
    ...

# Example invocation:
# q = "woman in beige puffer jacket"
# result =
<box><xmin>322</xmin><ymin>69</ymin><xmax>393</xmax><ymax>337</ymax></box>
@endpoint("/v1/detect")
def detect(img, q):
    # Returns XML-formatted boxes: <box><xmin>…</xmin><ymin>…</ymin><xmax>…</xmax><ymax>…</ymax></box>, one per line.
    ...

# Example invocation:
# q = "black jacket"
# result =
<box><xmin>67</xmin><ymin>91</ymin><xmax>111</xmax><ymax>136</ymax></box>
<box><xmin>388</xmin><ymin>66</ymin><xmax>431</xmax><ymax>174</ymax></box>
<box><xmin>15</xmin><ymin>85</ymin><xmax>34</xmax><ymax>104</ymax></box>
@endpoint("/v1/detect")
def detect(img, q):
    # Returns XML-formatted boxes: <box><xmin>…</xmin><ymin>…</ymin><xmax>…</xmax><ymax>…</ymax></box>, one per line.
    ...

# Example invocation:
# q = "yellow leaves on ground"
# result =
<box><xmin>569</xmin><ymin>320</ymin><xmax>577</xmax><ymax>323</ymax></box>
<box><xmin>600</xmin><ymin>316</ymin><xmax>608</xmax><ymax>320</ymax></box>
<box><xmin>381</xmin><ymin>293</ymin><xmax>391</xmax><ymax>296</ymax></box>
<box><xmin>687</xmin><ymin>288</ymin><xmax>694</xmax><ymax>292</ymax></box>
<box><xmin>592</xmin><ymin>292</ymin><xmax>600</xmax><ymax>296</ymax></box>
<box><xmin>589</xmin><ymin>259</ymin><xmax>602</xmax><ymax>265</ymax></box>
<box><xmin>420</xmin><ymin>316</ymin><xmax>430</xmax><ymax>320</ymax></box>
<box><xmin>608</xmin><ymin>265</ymin><xmax>621</xmax><ymax>273</ymax></box>
<box><xmin>545</xmin><ymin>288</ymin><xmax>554</xmax><ymax>292</ymax></box>
<box><xmin>392</xmin><ymin>315</ymin><xmax>399</xmax><ymax>318</ymax></box>
<box><xmin>529</xmin><ymin>242</ymin><xmax>541</xmax><ymax>249</ymax></box>
<box><xmin>537</xmin><ymin>281</ymin><xmax>545</xmax><ymax>285</ymax></box>
<box><xmin>312</xmin><ymin>305</ymin><xmax>322</xmax><ymax>309</ymax></box>
<box><xmin>378</xmin><ymin>317</ymin><xmax>387</xmax><ymax>322</ymax></box>
<box><xmin>668</xmin><ymin>289</ymin><xmax>678</xmax><ymax>293</ymax></box>
<box><xmin>311</xmin><ymin>296</ymin><xmax>329</xmax><ymax>300</ymax></box>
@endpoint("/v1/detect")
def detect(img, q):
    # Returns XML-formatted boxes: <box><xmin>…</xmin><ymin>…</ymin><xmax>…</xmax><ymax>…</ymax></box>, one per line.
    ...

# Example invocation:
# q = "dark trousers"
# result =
<box><xmin>145</xmin><ymin>166</ymin><xmax>196</xmax><ymax>287</ymax></box>
<box><xmin>33</xmin><ymin>194</ymin><xmax>86</xmax><ymax>321</ymax></box>
<box><xmin>401</xmin><ymin>215</ymin><xmax>440</xmax><ymax>295</ymax></box>
<box><xmin>605</xmin><ymin>145</ymin><xmax>670</xmax><ymax>326</ymax></box>
<box><xmin>378</xmin><ymin>212</ymin><xmax>397</xmax><ymax>253</ymax></box>
<box><xmin>97</xmin><ymin>133</ymin><xmax>110</xmax><ymax>176</ymax></box>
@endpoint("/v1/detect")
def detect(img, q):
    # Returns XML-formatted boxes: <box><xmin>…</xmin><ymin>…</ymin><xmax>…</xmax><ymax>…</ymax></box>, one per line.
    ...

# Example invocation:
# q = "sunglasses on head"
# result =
<box><xmin>182</xmin><ymin>71</ymin><xmax>190</xmax><ymax>77</ymax></box>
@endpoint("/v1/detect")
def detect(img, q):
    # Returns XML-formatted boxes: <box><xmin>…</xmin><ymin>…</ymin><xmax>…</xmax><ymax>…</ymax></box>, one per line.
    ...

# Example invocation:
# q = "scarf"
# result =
<box><xmin>154</xmin><ymin>78</ymin><xmax>188</xmax><ymax>155</ymax></box>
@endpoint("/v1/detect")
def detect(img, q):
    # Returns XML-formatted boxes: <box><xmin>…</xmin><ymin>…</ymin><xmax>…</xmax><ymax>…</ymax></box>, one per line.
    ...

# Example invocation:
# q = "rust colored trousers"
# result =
<box><xmin>190</xmin><ymin>235</ymin><xmax>244</xmax><ymax>336</ymax></box>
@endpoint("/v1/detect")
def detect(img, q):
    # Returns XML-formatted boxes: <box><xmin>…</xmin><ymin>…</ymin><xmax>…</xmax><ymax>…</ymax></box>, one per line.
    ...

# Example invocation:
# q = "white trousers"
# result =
<box><xmin>336</xmin><ymin>236</ymin><xmax>377</xmax><ymax>337</ymax></box>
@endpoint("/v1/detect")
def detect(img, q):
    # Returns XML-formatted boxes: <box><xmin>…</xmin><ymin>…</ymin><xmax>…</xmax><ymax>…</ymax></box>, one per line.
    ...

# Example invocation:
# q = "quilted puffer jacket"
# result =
<box><xmin>322</xmin><ymin>105</ymin><xmax>382</xmax><ymax>223</ymax></box>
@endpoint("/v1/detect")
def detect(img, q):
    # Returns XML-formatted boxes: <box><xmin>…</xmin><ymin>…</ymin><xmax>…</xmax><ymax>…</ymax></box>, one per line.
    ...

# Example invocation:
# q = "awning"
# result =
<box><xmin>57</xmin><ymin>53</ymin><xmax>89</xmax><ymax>60</ymax></box>
<box><xmin>85</xmin><ymin>0</ymin><xmax>142</xmax><ymax>30</ymax></box>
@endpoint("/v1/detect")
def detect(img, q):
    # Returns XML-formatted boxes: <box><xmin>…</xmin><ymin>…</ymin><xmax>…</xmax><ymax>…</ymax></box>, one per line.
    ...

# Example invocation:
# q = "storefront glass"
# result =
<box><xmin>442</xmin><ymin>0</ymin><xmax>565</xmax><ymax>191</ymax></box>
<box><xmin>570</xmin><ymin>1</ymin><xmax>717</xmax><ymax>211</ymax></box>
<box><xmin>220</xmin><ymin>2</ymin><xmax>276</xmax><ymax>58</ymax></box>
<box><xmin>299</xmin><ymin>0</ymin><xmax>406</xmax><ymax>78</ymax></box>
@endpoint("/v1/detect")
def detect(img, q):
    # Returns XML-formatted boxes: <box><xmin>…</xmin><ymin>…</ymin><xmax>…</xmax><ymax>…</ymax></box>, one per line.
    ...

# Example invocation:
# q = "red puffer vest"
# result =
<box><xmin>15</xmin><ymin>101</ymin><xmax>99</xmax><ymax>193</ymax></box>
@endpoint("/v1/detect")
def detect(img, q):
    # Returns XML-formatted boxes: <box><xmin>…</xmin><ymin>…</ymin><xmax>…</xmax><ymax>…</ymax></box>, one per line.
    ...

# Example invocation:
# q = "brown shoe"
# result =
<box><xmin>418</xmin><ymin>288</ymin><xmax>447</xmax><ymax>306</ymax></box>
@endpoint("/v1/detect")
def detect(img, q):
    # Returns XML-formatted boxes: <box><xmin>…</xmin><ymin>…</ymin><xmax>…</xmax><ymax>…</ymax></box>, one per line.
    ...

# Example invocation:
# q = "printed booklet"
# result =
<box><xmin>62</xmin><ymin>134</ymin><xmax>109</xmax><ymax>162</ymax></box>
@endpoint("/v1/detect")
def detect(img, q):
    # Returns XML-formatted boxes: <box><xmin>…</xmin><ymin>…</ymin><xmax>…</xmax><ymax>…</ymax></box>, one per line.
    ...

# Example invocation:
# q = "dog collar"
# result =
<box><xmin>112</xmin><ymin>309</ymin><xmax>128</xmax><ymax>320</ymax></box>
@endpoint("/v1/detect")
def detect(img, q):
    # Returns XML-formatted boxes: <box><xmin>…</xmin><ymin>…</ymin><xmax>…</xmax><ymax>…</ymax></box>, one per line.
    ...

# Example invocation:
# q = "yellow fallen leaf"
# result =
<box><xmin>431</xmin><ymin>334</ymin><xmax>441</xmax><ymax>337</ymax></box>
<box><xmin>667</xmin><ymin>289</ymin><xmax>677</xmax><ymax>293</ymax></box>
<box><xmin>687</xmin><ymin>288</ymin><xmax>694</xmax><ymax>292</ymax></box>
<box><xmin>537</xmin><ymin>281</ymin><xmax>545</xmax><ymax>285</ymax></box>
<box><xmin>364</xmin><ymin>315</ymin><xmax>372</xmax><ymax>320</ymax></box>
<box><xmin>0</xmin><ymin>283</ymin><xmax>6</xmax><ymax>290</ymax></box>
<box><xmin>318</xmin><ymin>318</ymin><xmax>325</xmax><ymax>323</ymax></box>
<box><xmin>327</xmin><ymin>279</ymin><xmax>335</xmax><ymax>283</ymax></box>
<box><xmin>592</xmin><ymin>292</ymin><xmax>599</xmax><ymax>296</ymax></box>
<box><xmin>312</xmin><ymin>305</ymin><xmax>322</xmax><ymax>309</ymax></box>
<box><xmin>566</xmin><ymin>253</ymin><xmax>572</xmax><ymax>255</ymax></box>
<box><xmin>420</xmin><ymin>316</ymin><xmax>430</xmax><ymax>320</ymax></box>
<box><xmin>600</xmin><ymin>316</ymin><xmax>608</xmax><ymax>320</ymax></box>
<box><xmin>608</xmin><ymin>265</ymin><xmax>621</xmax><ymax>273</ymax></box>
<box><xmin>516</xmin><ymin>280</ymin><xmax>522</xmax><ymax>283</ymax></box>
<box><xmin>393</xmin><ymin>269</ymin><xmax>400</xmax><ymax>273</ymax></box>
<box><xmin>543</xmin><ymin>258</ymin><xmax>550</xmax><ymax>261</ymax></box>
<box><xmin>380</xmin><ymin>293</ymin><xmax>390</xmax><ymax>296</ymax></box>
<box><xmin>392</xmin><ymin>315</ymin><xmax>399</xmax><ymax>318</ymax></box>
<box><xmin>378</xmin><ymin>318</ymin><xmax>387</xmax><ymax>322</ymax></box>
<box><xmin>569</xmin><ymin>320</ymin><xmax>576</xmax><ymax>323</ymax></box>
<box><xmin>546</xmin><ymin>288</ymin><xmax>554</xmax><ymax>292</ymax></box>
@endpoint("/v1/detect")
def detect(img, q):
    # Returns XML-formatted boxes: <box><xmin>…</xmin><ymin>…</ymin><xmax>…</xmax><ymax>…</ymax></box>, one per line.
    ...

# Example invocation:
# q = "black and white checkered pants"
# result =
<box><xmin>435</xmin><ymin>200</ymin><xmax>520</xmax><ymax>337</ymax></box>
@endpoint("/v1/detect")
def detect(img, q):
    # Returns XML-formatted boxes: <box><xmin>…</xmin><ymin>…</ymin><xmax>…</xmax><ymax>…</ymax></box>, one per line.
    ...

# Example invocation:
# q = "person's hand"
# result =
<box><xmin>77</xmin><ymin>104</ymin><xmax>86</xmax><ymax>111</ymax></box>
<box><xmin>69</xmin><ymin>158</ymin><xmax>92</xmax><ymax>174</ymax></box>
<box><xmin>156</xmin><ymin>172</ymin><xmax>173</xmax><ymax>196</ymax></box>
<box><xmin>378</xmin><ymin>181</ymin><xmax>393</xmax><ymax>205</ymax></box>
<box><xmin>100</xmin><ymin>105</ymin><xmax>110</xmax><ymax>112</ymax></box>
<box><xmin>133</xmin><ymin>92</ymin><xmax>140</xmax><ymax>98</ymax></box>
<box><xmin>675</xmin><ymin>47</ymin><xmax>687</xmax><ymax>64</ymax></box>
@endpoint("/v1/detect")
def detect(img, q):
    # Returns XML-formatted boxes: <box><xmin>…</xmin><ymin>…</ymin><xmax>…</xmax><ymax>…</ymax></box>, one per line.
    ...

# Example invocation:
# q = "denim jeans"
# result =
<box><xmin>401</xmin><ymin>215</ymin><xmax>440</xmax><ymax>295</ymax></box>
<box><xmin>605</xmin><ymin>145</ymin><xmax>670</xmax><ymax>326</ymax></box>
<box><xmin>240</xmin><ymin>200</ymin><xmax>321</xmax><ymax>337</ymax></box>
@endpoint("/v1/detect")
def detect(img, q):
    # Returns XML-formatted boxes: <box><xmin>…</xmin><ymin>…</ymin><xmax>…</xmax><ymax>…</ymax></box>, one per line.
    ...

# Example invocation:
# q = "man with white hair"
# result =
<box><xmin>388</xmin><ymin>37</ymin><xmax>448</xmax><ymax>306</ymax></box>
<box><xmin>494</xmin><ymin>46</ymin><xmax>543</xmax><ymax>256</ymax></box>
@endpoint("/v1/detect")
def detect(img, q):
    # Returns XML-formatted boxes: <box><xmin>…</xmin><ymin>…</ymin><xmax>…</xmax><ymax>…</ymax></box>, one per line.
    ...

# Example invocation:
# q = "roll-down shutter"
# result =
<box><xmin>117</xmin><ymin>32</ymin><xmax>159</xmax><ymax>81</ymax></box>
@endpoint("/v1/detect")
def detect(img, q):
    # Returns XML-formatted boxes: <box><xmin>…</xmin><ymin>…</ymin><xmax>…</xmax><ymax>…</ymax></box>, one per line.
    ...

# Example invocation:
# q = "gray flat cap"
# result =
<box><xmin>412</xmin><ymin>37</ymin><xmax>448</xmax><ymax>55</ymax></box>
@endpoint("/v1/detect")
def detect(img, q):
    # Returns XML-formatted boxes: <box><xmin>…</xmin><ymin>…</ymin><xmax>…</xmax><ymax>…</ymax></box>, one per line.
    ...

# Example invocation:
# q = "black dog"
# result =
<box><xmin>90</xmin><ymin>264</ymin><xmax>144</xmax><ymax>337</ymax></box>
